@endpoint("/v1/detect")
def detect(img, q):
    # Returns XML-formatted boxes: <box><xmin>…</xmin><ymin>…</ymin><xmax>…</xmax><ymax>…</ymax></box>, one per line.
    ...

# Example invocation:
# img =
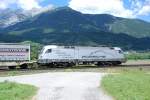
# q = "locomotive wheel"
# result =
<box><xmin>47</xmin><ymin>63</ymin><xmax>55</xmax><ymax>68</ymax></box>
<box><xmin>96</xmin><ymin>62</ymin><xmax>112</xmax><ymax>67</ymax></box>
<box><xmin>55</xmin><ymin>63</ymin><xmax>68</xmax><ymax>68</ymax></box>
<box><xmin>96</xmin><ymin>62</ymin><xmax>106</xmax><ymax>67</ymax></box>
<box><xmin>20</xmin><ymin>64</ymin><xmax>28</xmax><ymax>69</ymax></box>
<box><xmin>8</xmin><ymin>66</ymin><xmax>16</xmax><ymax>70</ymax></box>
<box><xmin>53</xmin><ymin>62</ymin><xmax>75</xmax><ymax>68</ymax></box>
<box><xmin>112</xmin><ymin>61</ymin><xmax>122</xmax><ymax>66</ymax></box>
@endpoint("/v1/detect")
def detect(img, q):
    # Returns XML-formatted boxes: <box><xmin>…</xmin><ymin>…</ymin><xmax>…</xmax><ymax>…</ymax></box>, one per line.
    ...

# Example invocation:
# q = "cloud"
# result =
<box><xmin>69</xmin><ymin>0</ymin><xmax>150</xmax><ymax>18</ymax></box>
<box><xmin>0</xmin><ymin>0</ymin><xmax>42</xmax><ymax>10</ymax></box>
<box><xmin>30</xmin><ymin>4</ymin><xmax>55</xmax><ymax>16</ymax></box>
<box><xmin>0</xmin><ymin>1</ymin><xmax>15</xmax><ymax>9</ymax></box>
<box><xmin>17</xmin><ymin>0</ymin><xmax>41</xmax><ymax>10</ymax></box>
<box><xmin>0</xmin><ymin>3</ymin><xmax>7</xmax><ymax>9</ymax></box>
<box><xmin>137</xmin><ymin>0</ymin><xmax>150</xmax><ymax>16</ymax></box>
<box><xmin>69</xmin><ymin>0</ymin><xmax>134</xmax><ymax>18</ymax></box>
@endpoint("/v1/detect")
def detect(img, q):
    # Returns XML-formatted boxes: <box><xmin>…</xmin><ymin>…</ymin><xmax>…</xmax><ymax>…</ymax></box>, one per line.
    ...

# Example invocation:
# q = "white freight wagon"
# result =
<box><xmin>38</xmin><ymin>45</ymin><xmax>126</xmax><ymax>67</ymax></box>
<box><xmin>0</xmin><ymin>43</ymin><xmax>31</xmax><ymax>69</ymax></box>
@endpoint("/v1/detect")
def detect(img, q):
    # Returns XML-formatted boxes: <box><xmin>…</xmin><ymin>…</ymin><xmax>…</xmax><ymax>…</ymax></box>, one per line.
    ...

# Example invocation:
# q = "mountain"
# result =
<box><xmin>0</xmin><ymin>7</ymin><xmax>150</xmax><ymax>50</ymax></box>
<box><xmin>0</xmin><ymin>6</ymin><xmax>54</xmax><ymax>28</ymax></box>
<box><xmin>0</xmin><ymin>9</ymin><xmax>30</xmax><ymax>28</ymax></box>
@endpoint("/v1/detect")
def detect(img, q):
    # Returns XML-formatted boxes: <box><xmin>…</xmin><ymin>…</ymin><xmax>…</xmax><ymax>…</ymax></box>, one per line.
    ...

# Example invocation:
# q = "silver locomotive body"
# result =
<box><xmin>38</xmin><ymin>45</ymin><xmax>126</xmax><ymax>66</ymax></box>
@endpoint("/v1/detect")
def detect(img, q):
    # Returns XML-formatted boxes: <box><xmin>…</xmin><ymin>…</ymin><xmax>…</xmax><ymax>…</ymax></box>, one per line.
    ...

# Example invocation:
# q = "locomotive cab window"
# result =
<box><xmin>46</xmin><ymin>49</ymin><xmax>52</xmax><ymax>53</ymax></box>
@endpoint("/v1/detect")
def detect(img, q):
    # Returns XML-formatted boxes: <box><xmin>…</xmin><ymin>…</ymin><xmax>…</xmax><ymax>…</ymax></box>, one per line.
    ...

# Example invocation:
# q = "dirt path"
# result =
<box><xmin>0</xmin><ymin>72</ymin><xmax>112</xmax><ymax>100</ymax></box>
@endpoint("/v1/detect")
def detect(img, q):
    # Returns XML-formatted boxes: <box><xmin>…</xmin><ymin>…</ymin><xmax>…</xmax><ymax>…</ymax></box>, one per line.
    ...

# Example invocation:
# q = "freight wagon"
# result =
<box><xmin>38</xmin><ymin>45</ymin><xmax>126</xmax><ymax>67</ymax></box>
<box><xmin>0</xmin><ymin>43</ymin><xmax>31</xmax><ymax>69</ymax></box>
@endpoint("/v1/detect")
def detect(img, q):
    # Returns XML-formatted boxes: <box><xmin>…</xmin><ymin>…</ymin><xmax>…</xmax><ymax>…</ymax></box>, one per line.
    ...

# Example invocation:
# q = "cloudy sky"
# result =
<box><xmin>0</xmin><ymin>0</ymin><xmax>150</xmax><ymax>22</ymax></box>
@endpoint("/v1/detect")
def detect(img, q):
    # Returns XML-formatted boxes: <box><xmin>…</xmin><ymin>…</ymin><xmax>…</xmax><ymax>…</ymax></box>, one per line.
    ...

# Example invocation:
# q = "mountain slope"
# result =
<box><xmin>4</xmin><ymin>7</ymin><xmax>100</xmax><ymax>34</ymax></box>
<box><xmin>0</xmin><ymin>30</ymin><xmax>150</xmax><ymax>50</ymax></box>
<box><xmin>2</xmin><ymin>7</ymin><xmax>150</xmax><ymax>38</ymax></box>
<box><xmin>0</xmin><ymin>7</ymin><xmax>150</xmax><ymax>50</ymax></box>
<box><xmin>85</xmin><ymin>14</ymin><xmax>150</xmax><ymax>38</ymax></box>
<box><xmin>109</xmin><ymin>18</ymin><xmax>150</xmax><ymax>38</ymax></box>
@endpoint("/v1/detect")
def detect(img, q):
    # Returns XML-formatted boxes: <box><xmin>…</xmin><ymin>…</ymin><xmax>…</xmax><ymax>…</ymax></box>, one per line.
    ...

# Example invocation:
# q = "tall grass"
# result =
<box><xmin>101</xmin><ymin>71</ymin><xmax>150</xmax><ymax>100</ymax></box>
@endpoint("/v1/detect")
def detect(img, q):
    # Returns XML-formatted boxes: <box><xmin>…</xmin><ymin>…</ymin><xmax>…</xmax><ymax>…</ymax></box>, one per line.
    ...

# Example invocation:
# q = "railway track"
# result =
<box><xmin>0</xmin><ymin>60</ymin><xmax>150</xmax><ymax>72</ymax></box>
<box><xmin>0</xmin><ymin>63</ymin><xmax>150</xmax><ymax>71</ymax></box>
<box><xmin>0</xmin><ymin>65</ymin><xmax>150</xmax><ymax>77</ymax></box>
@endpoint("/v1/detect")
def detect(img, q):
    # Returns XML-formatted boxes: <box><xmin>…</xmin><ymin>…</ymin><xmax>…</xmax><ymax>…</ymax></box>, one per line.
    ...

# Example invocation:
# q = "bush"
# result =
<box><xmin>21</xmin><ymin>41</ymin><xmax>43</xmax><ymax>60</ymax></box>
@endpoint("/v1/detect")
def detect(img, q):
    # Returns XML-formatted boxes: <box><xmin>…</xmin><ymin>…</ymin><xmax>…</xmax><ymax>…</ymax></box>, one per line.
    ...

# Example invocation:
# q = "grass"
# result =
<box><xmin>125</xmin><ymin>52</ymin><xmax>150</xmax><ymax>60</ymax></box>
<box><xmin>101</xmin><ymin>71</ymin><xmax>150</xmax><ymax>100</ymax></box>
<box><xmin>0</xmin><ymin>81</ymin><xmax>37</xmax><ymax>100</ymax></box>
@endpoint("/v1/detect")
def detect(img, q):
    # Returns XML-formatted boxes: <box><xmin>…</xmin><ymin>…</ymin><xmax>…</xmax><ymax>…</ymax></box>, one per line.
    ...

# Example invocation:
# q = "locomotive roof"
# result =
<box><xmin>43</xmin><ymin>45</ymin><xmax>120</xmax><ymax>50</ymax></box>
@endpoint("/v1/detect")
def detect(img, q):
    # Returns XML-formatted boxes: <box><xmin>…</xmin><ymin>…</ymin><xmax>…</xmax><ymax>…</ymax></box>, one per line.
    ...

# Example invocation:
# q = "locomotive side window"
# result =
<box><xmin>46</xmin><ymin>49</ymin><xmax>52</xmax><ymax>53</ymax></box>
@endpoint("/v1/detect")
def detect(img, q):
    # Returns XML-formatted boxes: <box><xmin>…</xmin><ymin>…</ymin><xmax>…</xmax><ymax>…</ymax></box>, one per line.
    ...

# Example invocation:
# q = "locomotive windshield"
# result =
<box><xmin>46</xmin><ymin>49</ymin><xmax>52</xmax><ymax>53</ymax></box>
<box><xmin>118</xmin><ymin>50</ymin><xmax>123</xmax><ymax>54</ymax></box>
